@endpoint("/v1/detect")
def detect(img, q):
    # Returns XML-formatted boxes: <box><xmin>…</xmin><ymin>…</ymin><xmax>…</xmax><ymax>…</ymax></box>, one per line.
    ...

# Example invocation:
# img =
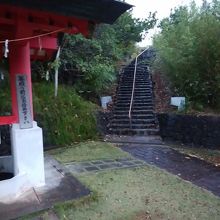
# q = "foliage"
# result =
<box><xmin>0</xmin><ymin>77</ymin><xmax>11</xmax><ymax>115</ymax></box>
<box><xmin>0</xmin><ymin>60</ymin><xmax>11</xmax><ymax>115</ymax></box>
<box><xmin>153</xmin><ymin>0</ymin><xmax>220</xmax><ymax>109</ymax></box>
<box><xmin>60</xmin><ymin>11</ymin><xmax>157</xmax><ymax>95</ymax></box>
<box><xmin>33</xmin><ymin>83</ymin><xmax>98</xmax><ymax>146</ymax></box>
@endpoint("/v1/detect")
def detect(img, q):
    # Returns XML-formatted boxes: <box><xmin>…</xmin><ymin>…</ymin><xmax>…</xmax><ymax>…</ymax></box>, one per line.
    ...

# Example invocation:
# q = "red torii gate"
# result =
<box><xmin>0</xmin><ymin>1</ymin><xmax>131</xmax><ymax>126</ymax></box>
<box><xmin>0</xmin><ymin>0</ymin><xmax>131</xmax><ymax>199</ymax></box>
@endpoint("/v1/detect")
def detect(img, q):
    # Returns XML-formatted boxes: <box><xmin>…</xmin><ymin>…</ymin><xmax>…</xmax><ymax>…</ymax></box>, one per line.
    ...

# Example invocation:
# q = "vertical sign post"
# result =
<box><xmin>16</xmin><ymin>74</ymin><xmax>33</xmax><ymax>129</ymax></box>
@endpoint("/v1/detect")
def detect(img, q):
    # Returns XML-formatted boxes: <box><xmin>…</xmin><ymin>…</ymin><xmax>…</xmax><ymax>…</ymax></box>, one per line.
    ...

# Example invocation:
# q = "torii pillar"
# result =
<box><xmin>9</xmin><ymin>41</ymin><xmax>45</xmax><ymax>189</ymax></box>
<box><xmin>0</xmin><ymin>0</ymin><xmax>131</xmax><ymax>201</ymax></box>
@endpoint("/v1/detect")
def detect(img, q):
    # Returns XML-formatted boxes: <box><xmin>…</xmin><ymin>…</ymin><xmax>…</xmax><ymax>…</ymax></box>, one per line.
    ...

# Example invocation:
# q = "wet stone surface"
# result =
<box><xmin>120</xmin><ymin>144</ymin><xmax>220</xmax><ymax>197</ymax></box>
<box><xmin>65</xmin><ymin>158</ymin><xmax>146</xmax><ymax>174</ymax></box>
<box><xmin>0</xmin><ymin>156</ymin><xmax>90</xmax><ymax>220</ymax></box>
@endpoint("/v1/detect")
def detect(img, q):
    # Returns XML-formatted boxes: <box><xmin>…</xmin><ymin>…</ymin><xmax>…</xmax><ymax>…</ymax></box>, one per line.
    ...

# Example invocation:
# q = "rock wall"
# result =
<box><xmin>157</xmin><ymin>113</ymin><xmax>220</xmax><ymax>149</ymax></box>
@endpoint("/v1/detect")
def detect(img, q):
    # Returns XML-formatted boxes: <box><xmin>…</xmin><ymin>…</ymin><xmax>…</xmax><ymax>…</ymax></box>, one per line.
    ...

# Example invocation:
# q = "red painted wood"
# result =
<box><xmin>9</xmin><ymin>41</ymin><xmax>33</xmax><ymax>123</ymax></box>
<box><xmin>0</xmin><ymin>4</ymin><xmax>93</xmax><ymax>125</ymax></box>
<box><xmin>0</xmin><ymin>116</ymin><xmax>17</xmax><ymax>125</ymax></box>
<box><xmin>30</xmin><ymin>37</ymin><xmax>57</xmax><ymax>50</ymax></box>
<box><xmin>0</xmin><ymin>4</ymin><xmax>89</xmax><ymax>42</ymax></box>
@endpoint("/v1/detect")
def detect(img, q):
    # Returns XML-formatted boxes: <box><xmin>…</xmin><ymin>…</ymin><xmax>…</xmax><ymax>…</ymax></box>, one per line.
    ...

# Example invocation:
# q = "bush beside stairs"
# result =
<box><xmin>108</xmin><ymin>57</ymin><xmax>159</xmax><ymax>136</ymax></box>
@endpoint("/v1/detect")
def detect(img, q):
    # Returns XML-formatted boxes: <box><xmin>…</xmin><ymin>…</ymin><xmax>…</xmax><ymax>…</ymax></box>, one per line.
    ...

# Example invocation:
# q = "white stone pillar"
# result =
<box><xmin>11</xmin><ymin>121</ymin><xmax>45</xmax><ymax>187</ymax></box>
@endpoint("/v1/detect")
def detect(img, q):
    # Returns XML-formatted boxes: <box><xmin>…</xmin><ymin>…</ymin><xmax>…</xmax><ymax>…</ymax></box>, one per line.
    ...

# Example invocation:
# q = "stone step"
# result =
<box><xmin>118</xmin><ymin>87</ymin><xmax>152</xmax><ymax>91</ymax></box>
<box><xmin>121</xmin><ymin>75</ymin><xmax>150</xmax><ymax>81</ymax></box>
<box><xmin>114</xmin><ymin>102</ymin><xmax>153</xmax><ymax>106</ymax></box>
<box><xmin>110</xmin><ymin>118</ymin><xmax>156</xmax><ymax>124</ymax></box>
<box><xmin>123</xmin><ymin>90</ymin><xmax>152</xmax><ymax>94</ymax></box>
<box><xmin>110</xmin><ymin>123</ymin><xmax>156</xmax><ymax>129</ymax></box>
<box><xmin>119</xmin><ymin>85</ymin><xmax>152</xmax><ymax>88</ymax></box>
<box><xmin>112</xmin><ymin>115</ymin><xmax>155</xmax><ymax>120</ymax></box>
<box><xmin>114</xmin><ymin>107</ymin><xmax>154</xmax><ymax>112</ymax></box>
<box><xmin>115</xmin><ymin>100</ymin><xmax>153</xmax><ymax>104</ymax></box>
<box><xmin>114</xmin><ymin>105</ymin><xmax>153</xmax><ymax>110</ymax></box>
<box><xmin>122</xmin><ymin>73</ymin><xmax>148</xmax><ymax>76</ymax></box>
<box><xmin>109</xmin><ymin>62</ymin><xmax>157</xmax><ymax>137</ymax></box>
<box><xmin>116</xmin><ymin>95</ymin><xmax>152</xmax><ymax>99</ymax></box>
<box><xmin>117</xmin><ymin>90</ymin><xmax>152</xmax><ymax>94</ymax></box>
<box><xmin>120</xmin><ymin>84</ymin><xmax>152</xmax><ymax>88</ymax></box>
<box><xmin>120</xmin><ymin>75</ymin><xmax>150</xmax><ymax>81</ymax></box>
<box><xmin>123</xmin><ymin>67</ymin><xmax>145</xmax><ymax>70</ymax></box>
<box><xmin>118</xmin><ymin>83</ymin><xmax>152</xmax><ymax>90</ymax></box>
<box><xmin>116</xmin><ymin>95</ymin><xmax>153</xmax><ymax>99</ymax></box>
<box><xmin>115</xmin><ymin>99</ymin><xmax>153</xmax><ymax>104</ymax></box>
<box><xmin>123</xmin><ymin>68</ymin><xmax>147</xmax><ymax>71</ymax></box>
<box><xmin>114</xmin><ymin>109</ymin><xmax>154</xmax><ymax>114</ymax></box>
<box><xmin>116</xmin><ymin>96</ymin><xmax>152</xmax><ymax>100</ymax></box>
<box><xmin>121</xmin><ymin>79</ymin><xmax>151</xmax><ymax>82</ymax></box>
<box><xmin>109</xmin><ymin>128</ymin><xmax>159</xmax><ymax>136</ymax></box>
<box><xmin>117</xmin><ymin>92</ymin><xmax>152</xmax><ymax>97</ymax></box>
<box><xmin>119</xmin><ymin>87</ymin><xmax>152</xmax><ymax>91</ymax></box>
<box><xmin>119</xmin><ymin>84</ymin><xmax>152</xmax><ymax>87</ymax></box>
<box><xmin>120</xmin><ymin>86</ymin><xmax>151</xmax><ymax>89</ymax></box>
<box><xmin>121</xmin><ymin>75</ymin><xmax>150</xmax><ymax>78</ymax></box>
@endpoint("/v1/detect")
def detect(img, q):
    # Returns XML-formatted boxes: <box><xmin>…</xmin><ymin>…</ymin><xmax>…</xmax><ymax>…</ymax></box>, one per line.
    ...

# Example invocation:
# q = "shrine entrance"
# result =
<box><xmin>0</xmin><ymin>0</ymin><xmax>131</xmax><ymax>201</ymax></box>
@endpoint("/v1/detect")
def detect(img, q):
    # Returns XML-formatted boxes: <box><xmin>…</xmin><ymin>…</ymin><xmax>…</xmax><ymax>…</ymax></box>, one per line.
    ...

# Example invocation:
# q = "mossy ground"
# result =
<box><xmin>49</xmin><ymin>141</ymin><xmax>131</xmax><ymax>163</ymax></box>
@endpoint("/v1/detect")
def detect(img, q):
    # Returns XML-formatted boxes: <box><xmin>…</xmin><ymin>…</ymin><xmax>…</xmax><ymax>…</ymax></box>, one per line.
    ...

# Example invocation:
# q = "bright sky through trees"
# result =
<box><xmin>126</xmin><ymin>0</ymin><xmax>212</xmax><ymax>46</ymax></box>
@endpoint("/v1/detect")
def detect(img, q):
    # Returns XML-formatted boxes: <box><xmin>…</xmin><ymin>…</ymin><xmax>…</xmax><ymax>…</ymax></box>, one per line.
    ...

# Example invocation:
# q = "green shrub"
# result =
<box><xmin>153</xmin><ymin>1</ymin><xmax>220</xmax><ymax>109</ymax></box>
<box><xmin>0</xmin><ymin>74</ymin><xmax>11</xmax><ymax>115</ymax></box>
<box><xmin>59</xmin><ymin>11</ymin><xmax>157</xmax><ymax>95</ymax></box>
<box><xmin>33</xmin><ymin>83</ymin><xmax>98</xmax><ymax>146</ymax></box>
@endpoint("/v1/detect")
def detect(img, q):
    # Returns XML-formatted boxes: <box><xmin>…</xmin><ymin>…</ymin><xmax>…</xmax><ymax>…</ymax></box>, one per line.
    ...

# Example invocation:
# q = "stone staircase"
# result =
<box><xmin>108</xmin><ymin>55</ymin><xmax>159</xmax><ymax>136</ymax></box>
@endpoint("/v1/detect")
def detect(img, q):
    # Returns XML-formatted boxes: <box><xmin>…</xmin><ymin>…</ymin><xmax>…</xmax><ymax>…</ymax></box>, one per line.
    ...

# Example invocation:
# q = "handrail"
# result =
<box><xmin>128</xmin><ymin>48</ymin><xmax>149</xmax><ymax>125</ymax></box>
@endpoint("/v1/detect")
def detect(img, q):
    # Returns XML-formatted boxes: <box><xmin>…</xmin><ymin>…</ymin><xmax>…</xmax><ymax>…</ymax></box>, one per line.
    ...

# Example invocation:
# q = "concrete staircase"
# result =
<box><xmin>108</xmin><ymin>57</ymin><xmax>159</xmax><ymax>136</ymax></box>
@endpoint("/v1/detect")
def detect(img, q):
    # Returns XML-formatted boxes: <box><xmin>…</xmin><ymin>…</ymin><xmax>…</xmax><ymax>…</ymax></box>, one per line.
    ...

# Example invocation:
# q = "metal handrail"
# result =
<box><xmin>128</xmin><ymin>48</ymin><xmax>149</xmax><ymax>125</ymax></box>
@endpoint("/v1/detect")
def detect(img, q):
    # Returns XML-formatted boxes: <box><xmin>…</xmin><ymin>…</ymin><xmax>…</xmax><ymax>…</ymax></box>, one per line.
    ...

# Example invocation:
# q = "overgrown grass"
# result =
<box><xmin>33</xmin><ymin>83</ymin><xmax>98</xmax><ymax>146</ymax></box>
<box><xmin>49</xmin><ymin>141</ymin><xmax>130</xmax><ymax>163</ymax></box>
<box><xmin>53</xmin><ymin>167</ymin><xmax>220</xmax><ymax>220</ymax></box>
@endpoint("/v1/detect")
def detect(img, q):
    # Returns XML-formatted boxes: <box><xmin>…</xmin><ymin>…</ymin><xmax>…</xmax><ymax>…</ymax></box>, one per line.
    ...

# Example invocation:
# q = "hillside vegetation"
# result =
<box><xmin>153</xmin><ymin>0</ymin><xmax>220</xmax><ymax>111</ymax></box>
<box><xmin>33</xmin><ymin>83</ymin><xmax>98</xmax><ymax>146</ymax></box>
<box><xmin>33</xmin><ymin>11</ymin><xmax>157</xmax><ymax>96</ymax></box>
<box><xmin>0</xmin><ymin>11</ymin><xmax>157</xmax><ymax>146</ymax></box>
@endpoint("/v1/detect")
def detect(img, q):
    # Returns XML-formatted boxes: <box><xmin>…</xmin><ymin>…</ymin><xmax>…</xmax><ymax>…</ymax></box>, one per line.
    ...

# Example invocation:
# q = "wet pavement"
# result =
<box><xmin>0</xmin><ymin>156</ymin><xmax>90</xmax><ymax>220</ymax></box>
<box><xmin>121</xmin><ymin>144</ymin><xmax>220</xmax><ymax>197</ymax></box>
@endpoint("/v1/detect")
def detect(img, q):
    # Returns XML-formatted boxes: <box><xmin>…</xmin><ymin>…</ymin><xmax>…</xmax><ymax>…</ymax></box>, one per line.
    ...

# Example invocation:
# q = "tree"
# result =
<box><xmin>59</xmin><ymin>11</ymin><xmax>157</xmax><ymax>96</ymax></box>
<box><xmin>153</xmin><ymin>0</ymin><xmax>220</xmax><ymax>109</ymax></box>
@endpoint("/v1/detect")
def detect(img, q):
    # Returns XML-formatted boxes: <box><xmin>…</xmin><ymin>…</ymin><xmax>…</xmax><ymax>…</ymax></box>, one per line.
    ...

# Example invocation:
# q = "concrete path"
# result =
<box><xmin>120</xmin><ymin>143</ymin><xmax>220</xmax><ymax>197</ymax></box>
<box><xmin>65</xmin><ymin>157</ymin><xmax>146</xmax><ymax>174</ymax></box>
<box><xmin>0</xmin><ymin>155</ymin><xmax>90</xmax><ymax>220</ymax></box>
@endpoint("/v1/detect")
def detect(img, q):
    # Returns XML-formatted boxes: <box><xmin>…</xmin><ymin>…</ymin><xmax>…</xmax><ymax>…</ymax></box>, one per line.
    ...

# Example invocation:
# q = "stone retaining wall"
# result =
<box><xmin>157</xmin><ymin>113</ymin><xmax>220</xmax><ymax>149</ymax></box>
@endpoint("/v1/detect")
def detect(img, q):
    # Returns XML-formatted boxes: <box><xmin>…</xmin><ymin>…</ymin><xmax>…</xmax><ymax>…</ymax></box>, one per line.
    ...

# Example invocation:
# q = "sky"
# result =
<box><xmin>125</xmin><ymin>0</ymin><xmax>211</xmax><ymax>46</ymax></box>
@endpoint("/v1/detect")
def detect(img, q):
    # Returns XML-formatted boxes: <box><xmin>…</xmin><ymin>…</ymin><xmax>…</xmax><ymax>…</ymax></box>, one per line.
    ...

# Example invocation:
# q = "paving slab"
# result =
<box><xmin>120</xmin><ymin>143</ymin><xmax>220</xmax><ymax>197</ymax></box>
<box><xmin>66</xmin><ymin>158</ymin><xmax>146</xmax><ymax>174</ymax></box>
<box><xmin>0</xmin><ymin>155</ymin><xmax>90</xmax><ymax>220</ymax></box>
